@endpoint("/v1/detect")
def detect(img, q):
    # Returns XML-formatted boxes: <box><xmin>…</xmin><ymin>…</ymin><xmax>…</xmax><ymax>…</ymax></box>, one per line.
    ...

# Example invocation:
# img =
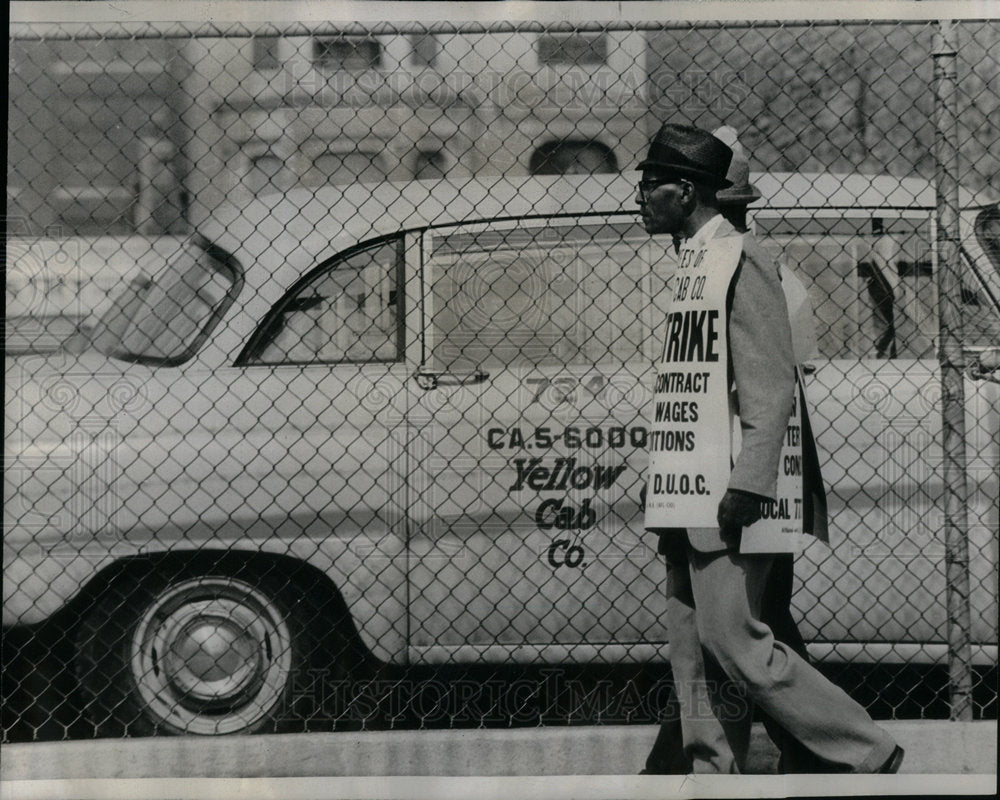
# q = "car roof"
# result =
<box><xmin>201</xmin><ymin>173</ymin><xmax>636</xmax><ymax>260</ymax></box>
<box><xmin>749</xmin><ymin>172</ymin><xmax>995</xmax><ymax>210</ymax></box>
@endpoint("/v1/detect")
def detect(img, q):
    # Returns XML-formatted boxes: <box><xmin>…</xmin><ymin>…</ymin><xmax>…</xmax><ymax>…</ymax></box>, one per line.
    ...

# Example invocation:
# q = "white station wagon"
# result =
<box><xmin>5</xmin><ymin>173</ymin><xmax>999</xmax><ymax>736</ymax></box>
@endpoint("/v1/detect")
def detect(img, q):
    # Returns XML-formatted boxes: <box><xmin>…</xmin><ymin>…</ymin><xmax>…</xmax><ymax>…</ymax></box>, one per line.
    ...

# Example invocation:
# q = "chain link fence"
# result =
<box><xmin>4</xmin><ymin>18</ymin><xmax>999</xmax><ymax>743</ymax></box>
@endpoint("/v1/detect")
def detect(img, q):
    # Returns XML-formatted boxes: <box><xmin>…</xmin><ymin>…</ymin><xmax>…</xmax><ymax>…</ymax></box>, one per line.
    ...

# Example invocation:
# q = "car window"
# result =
<box><xmin>243</xmin><ymin>236</ymin><xmax>403</xmax><ymax>365</ymax></box>
<box><xmin>757</xmin><ymin>214</ymin><xmax>937</xmax><ymax>359</ymax></box>
<box><xmin>974</xmin><ymin>205</ymin><xmax>1000</xmax><ymax>269</ymax></box>
<box><xmin>758</xmin><ymin>211</ymin><xmax>1000</xmax><ymax>358</ymax></box>
<box><xmin>962</xmin><ymin>205</ymin><xmax>1000</xmax><ymax>348</ymax></box>
<box><xmin>87</xmin><ymin>238</ymin><xmax>241</xmax><ymax>366</ymax></box>
<box><xmin>426</xmin><ymin>219</ymin><xmax>650</xmax><ymax>370</ymax></box>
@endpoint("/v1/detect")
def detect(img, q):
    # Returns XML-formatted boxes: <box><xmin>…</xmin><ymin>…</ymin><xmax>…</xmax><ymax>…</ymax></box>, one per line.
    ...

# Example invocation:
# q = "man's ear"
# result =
<box><xmin>680</xmin><ymin>180</ymin><xmax>698</xmax><ymax>215</ymax></box>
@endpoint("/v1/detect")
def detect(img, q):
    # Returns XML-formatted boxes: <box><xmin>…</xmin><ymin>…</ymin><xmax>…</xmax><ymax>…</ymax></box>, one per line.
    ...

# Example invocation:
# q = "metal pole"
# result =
<box><xmin>932</xmin><ymin>19</ymin><xmax>973</xmax><ymax>722</ymax></box>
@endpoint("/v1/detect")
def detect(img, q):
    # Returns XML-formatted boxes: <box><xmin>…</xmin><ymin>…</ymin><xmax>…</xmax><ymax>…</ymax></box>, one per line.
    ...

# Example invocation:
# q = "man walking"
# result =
<box><xmin>641</xmin><ymin>126</ymin><xmax>826</xmax><ymax>774</ymax></box>
<box><xmin>638</xmin><ymin>122</ymin><xmax>904</xmax><ymax>774</ymax></box>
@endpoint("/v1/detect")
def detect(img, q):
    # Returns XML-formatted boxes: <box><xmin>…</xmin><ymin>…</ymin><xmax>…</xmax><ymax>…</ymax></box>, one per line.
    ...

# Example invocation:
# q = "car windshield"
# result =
<box><xmin>81</xmin><ymin>238</ymin><xmax>240</xmax><ymax>366</ymax></box>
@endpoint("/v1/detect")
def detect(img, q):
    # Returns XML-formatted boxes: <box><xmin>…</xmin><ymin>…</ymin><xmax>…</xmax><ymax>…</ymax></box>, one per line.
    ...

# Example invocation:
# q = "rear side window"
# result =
<box><xmin>974</xmin><ymin>205</ymin><xmax>1000</xmax><ymax>268</ymax></box>
<box><xmin>88</xmin><ymin>237</ymin><xmax>241</xmax><ymax>366</ymax></box>
<box><xmin>961</xmin><ymin>204</ymin><xmax>1000</xmax><ymax>347</ymax></box>
<box><xmin>756</xmin><ymin>214</ymin><xmax>937</xmax><ymax>360</ymax></box>
<box><xmin>757</xmin><ymin>211</ymin><xmax>1000</xmax><ymax>358</ymax></box>
<box><xmin>242</xmin><ymin>236</ymin><xmax>403</xmax><ymax>365</ymax></box>
<box><xmin>426</xmin><ymin>219</ymin><xmax>652</xmax><ymax>371</ymax></box>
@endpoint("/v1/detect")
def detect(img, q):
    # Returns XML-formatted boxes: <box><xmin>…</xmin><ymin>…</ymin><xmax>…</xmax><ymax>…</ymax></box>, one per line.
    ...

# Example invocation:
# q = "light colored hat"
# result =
<box><xmin>712</xmin><ymin>126</ymin><xmax>761</xmax><ymax>205</ymax></box>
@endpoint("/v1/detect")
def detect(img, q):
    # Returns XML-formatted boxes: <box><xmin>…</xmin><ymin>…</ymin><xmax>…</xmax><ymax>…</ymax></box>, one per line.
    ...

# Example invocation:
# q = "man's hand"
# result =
<box><xmin>717</xmin><ymin>489</ymin><xmax>765</xmax><ymax>540</ymax></box>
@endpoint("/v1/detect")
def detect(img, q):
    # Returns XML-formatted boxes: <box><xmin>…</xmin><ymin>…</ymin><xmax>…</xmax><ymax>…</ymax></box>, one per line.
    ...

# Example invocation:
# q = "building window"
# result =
<box><xmin>529</xmin><ymin>140</ymin><xmax>618</xmax><ymax>175</ymax></box>
<box><xmin>413</xmin><ymin>150</ymin><xmax>446</xmax><ymax>180</ymax></box>
<box><xmin>409</xmin><ymin>33</ymin><xmax>439</xmax><ymax>67</ymax></box>
<box><xmin>305</xmin><ymin>152</ymin><xmax>388</xmax><ymax>186</ymax></box>
<box><xmin>246</xmin><ymin>155</ymin><xmax>294</xmax><ymax>193</ymax></box>
<box><xmin>537</xmin><ymin>33</ymin><xmax>608</xmax><ymax>67</ymax></box>
<box><xmin>313</xmin><ymin>37</ymin><xmax>382</xmax><ymax>70</ymax></box>
<box><xmin>252</xmin><ymin>36</ymin><xmax>281</xmax><ymax>71</ymax></box>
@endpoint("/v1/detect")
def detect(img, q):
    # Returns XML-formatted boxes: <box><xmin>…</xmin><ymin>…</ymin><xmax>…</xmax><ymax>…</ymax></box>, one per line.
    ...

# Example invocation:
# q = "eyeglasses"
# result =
<box><xmin>637</xmin><ymin>177</ymin><xmax>688</xmax><ymax>200</ymax></box>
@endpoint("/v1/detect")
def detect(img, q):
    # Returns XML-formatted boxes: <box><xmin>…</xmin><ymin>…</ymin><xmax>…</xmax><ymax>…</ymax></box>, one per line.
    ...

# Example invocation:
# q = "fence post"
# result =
<box><xmin>932</xmin><ymin>18</ymin><xmax>974</xmax><ymax>722</ymax></box>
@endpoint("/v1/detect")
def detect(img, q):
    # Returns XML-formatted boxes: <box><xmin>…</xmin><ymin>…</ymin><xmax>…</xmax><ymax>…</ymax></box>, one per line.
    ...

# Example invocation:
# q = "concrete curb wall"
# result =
<box><xmin>1</xmin><ymin>774</ymin><xmax>998</xmax><ymax>800</ymax></box>
<box><xmin>1</xmin><ymin>721</ymin><xmax>995</xmax><ymax>781</ymax></box>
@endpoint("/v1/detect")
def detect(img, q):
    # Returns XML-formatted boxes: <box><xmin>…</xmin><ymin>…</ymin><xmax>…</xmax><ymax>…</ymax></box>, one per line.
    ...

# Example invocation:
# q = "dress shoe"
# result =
<box><xmin>876</xmin><ymin>745</ymin><xmax>905</xmax><ymax>774</ymax></box>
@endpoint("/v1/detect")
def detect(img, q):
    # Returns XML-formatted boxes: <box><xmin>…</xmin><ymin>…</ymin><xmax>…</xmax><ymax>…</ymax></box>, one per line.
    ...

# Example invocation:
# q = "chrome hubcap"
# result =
<box><xmin>131</xmin><ymin>578</ymin><xmax>293</xmax><ymax>735</ymax></box>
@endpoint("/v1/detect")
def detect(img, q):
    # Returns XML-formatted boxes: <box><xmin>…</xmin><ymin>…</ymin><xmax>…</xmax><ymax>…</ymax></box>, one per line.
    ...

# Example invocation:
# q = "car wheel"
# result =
<box><xmin>75</xmin><ymin>571</ymin><xmax>309</xmax><ymax>736</ymax></box>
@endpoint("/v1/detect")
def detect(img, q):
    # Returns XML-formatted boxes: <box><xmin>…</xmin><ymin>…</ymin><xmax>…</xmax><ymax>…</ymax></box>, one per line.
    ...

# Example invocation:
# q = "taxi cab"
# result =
<box><xmin>4</xmin><ymin>173</ymin><xmax>999</xmax><ymax>735</ymax></box>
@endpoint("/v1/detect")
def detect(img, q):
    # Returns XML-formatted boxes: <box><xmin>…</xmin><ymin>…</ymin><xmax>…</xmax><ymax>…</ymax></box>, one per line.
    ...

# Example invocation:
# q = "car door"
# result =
<box><xmin>406</xmin><ymin>215</ymin><xmax>677</xmax><ymax>660</ymax></box>
<box><xmin>230</xmin><ymin>233</ymin><xmax>418</xmax><ymax>660</ymax></box>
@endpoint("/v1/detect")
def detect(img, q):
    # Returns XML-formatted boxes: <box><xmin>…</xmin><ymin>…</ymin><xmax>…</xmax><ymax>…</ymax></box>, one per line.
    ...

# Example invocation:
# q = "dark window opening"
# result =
<box><xmin>537</xmin><ymin>33</ymin><xmax>608</xmax><ymax>66</ymax></box>
<box><xmin>313</xmin><ymin>37</ymin><xmax>382</xmax><ymax>70</ymax></box>
<box><xmin>529</xmin><ymin>140</ymin><xmax>618</xmax><ymax>176</ymax></box>
<box><xmin>414</xmin><ymin>150</ymin><xmax>446</xmax><ymax>180</ymax></box>
<box><xmin>409</xmin><ymin>33</ymin><xmax>439</xmax><ymax>67</ymax></box>
<box><xmin>896</xmin><ymin>259</ymin><xmax>933</xmax><ymax>278</ymax></box>
<box><xmin>253</xmin><ymin>37</ymin><xmax>281</xmax><ymax>71</ymax></box>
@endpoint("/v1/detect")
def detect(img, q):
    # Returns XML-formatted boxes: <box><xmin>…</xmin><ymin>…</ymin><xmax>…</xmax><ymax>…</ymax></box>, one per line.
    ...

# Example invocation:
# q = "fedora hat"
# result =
<box><xmin>713</xmin><ymin>126</ymin><xmax>762</xmax><ymax>205</ymax></box>
<box><xmin>638</xmin><ymin>123</ymin><xmax>733</xmax><ymax>188</ymax></box>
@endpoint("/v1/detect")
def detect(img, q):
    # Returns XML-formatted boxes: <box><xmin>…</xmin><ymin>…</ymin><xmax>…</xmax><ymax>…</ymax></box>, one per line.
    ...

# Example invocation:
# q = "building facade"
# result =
<box><xmin>8</xmin><ymin>29</ymin><xmax>651</xmax><ymax>236</ymax></box>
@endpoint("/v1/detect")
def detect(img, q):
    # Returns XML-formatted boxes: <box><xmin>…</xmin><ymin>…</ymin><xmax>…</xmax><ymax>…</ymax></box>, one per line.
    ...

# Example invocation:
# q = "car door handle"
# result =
<box><xmin>414</xmin><ymin>370</ymin><xmax>490</xmax><ymax>390</ymax></box>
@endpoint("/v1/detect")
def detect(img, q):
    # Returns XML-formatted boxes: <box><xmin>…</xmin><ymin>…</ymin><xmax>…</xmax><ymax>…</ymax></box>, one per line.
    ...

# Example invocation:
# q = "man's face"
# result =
<box><xmin>636</xmin><ymin>171</ymin><xmax>689</xmax><ymax>236</ymax></box>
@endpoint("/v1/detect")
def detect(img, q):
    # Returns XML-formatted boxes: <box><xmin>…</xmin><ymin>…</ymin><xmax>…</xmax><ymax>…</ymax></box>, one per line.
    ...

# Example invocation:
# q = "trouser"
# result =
<box><xmin>644</xmin><ymin>553</ymin><xmax>824</xmax><ymax>774</ymax></box>
<box><xmin>754</xmin><ymin>554</ymin><xmax>827</xmax><ymax>773</ymax></box>
<box><xmin>665</xmin><ymin>542</ymin><xmax>897</xmax><ymax>773</ymax></box>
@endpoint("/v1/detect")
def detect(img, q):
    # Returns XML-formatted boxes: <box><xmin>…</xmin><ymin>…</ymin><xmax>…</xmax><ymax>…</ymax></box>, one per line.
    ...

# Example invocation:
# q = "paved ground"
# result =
<box><xmin>2</xmin><ymin>720</ymin><xmax>995</xmax><ymax>790</ymax></box>
<box><xmin>1</xmin><ymin>774</ymin><xmax>997</xmax><ymax>800</ymax></box>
